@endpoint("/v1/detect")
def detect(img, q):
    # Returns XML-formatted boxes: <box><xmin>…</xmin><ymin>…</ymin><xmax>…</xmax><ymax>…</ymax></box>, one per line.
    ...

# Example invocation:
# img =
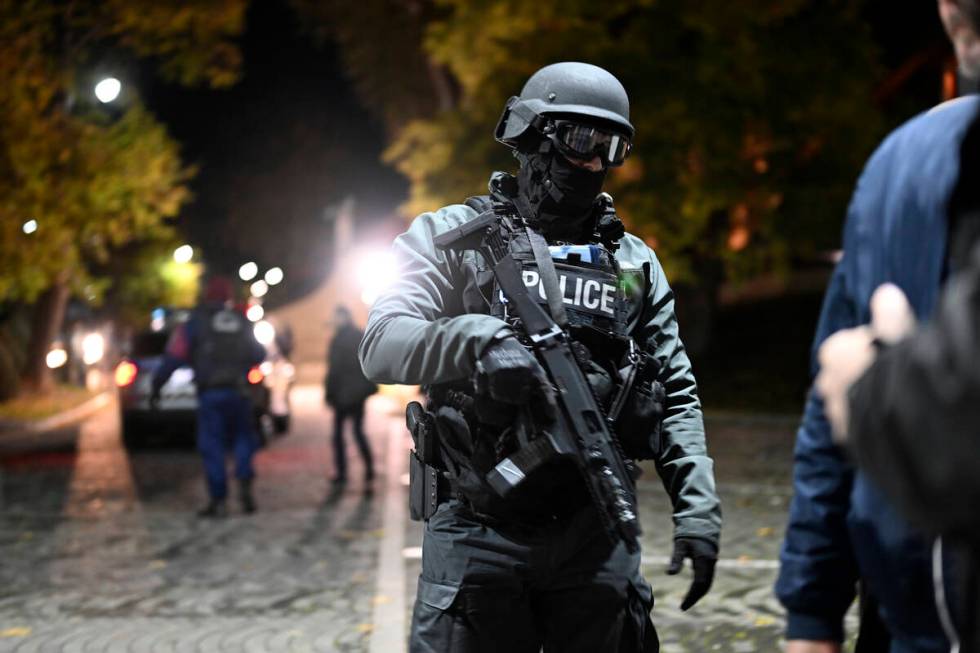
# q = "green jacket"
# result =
<box><xmin>359</xmin><ymin>201</ymin><xmax>722</xmax><ymax>545</ymax></box>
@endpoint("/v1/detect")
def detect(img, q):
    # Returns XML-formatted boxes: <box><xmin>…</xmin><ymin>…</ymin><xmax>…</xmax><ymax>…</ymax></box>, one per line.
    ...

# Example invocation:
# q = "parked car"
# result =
<box><xmin>115</xmin><ymin>328</ymin><xmax>281</xmax><ymax>447</ymax></box>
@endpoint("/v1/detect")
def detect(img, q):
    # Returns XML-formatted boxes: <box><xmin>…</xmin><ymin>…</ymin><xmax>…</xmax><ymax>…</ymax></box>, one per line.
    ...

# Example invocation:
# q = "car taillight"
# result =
<box><xmin>115</xmin><ymin>360</ymin><xmax>138</xmax><ymax>387</ymax></box>
<box><xmin>247</xmin><ymin>366</ymin><xmax>264</xmax><ymax>385</ymax></box>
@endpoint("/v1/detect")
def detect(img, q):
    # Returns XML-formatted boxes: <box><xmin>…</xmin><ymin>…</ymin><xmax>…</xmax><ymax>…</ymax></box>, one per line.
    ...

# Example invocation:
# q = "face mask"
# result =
<box><xmin>516</xmin><ymin>148</ymin><xmax>607</xmax><ymax>238</ymax></box>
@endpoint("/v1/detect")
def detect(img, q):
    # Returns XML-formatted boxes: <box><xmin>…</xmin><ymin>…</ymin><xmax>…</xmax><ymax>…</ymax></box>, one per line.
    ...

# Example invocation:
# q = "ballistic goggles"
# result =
<box><xmin>549</xmin><ymin>120</ymin><xmax>632</xmax><ymax>167</ymax></box>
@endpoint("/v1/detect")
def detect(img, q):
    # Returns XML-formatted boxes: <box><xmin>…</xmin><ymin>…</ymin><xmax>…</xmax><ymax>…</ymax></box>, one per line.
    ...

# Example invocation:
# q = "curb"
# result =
<box><xmin>0</xmin><ymin>391</ymin><xmax>113</xmax><ymax>438</ymax></box>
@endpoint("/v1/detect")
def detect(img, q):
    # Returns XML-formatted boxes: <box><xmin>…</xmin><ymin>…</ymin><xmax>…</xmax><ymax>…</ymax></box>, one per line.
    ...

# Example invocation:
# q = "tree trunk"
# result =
<box><xmin>21</xmin><ymin>280</ymin><xmax>71</xmax><ymax>395</ymax></box>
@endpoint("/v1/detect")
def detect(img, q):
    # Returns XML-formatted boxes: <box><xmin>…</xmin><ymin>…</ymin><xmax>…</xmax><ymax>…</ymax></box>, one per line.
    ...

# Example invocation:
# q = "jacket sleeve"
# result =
<box><xmin>152</xmin><ymin>322</ymin><xmax>192</xmax><ymax>395</ymax></box>
<box><xmin>848</xmin><ymin>244</ymin><xmax>980</xmax><ymax>540</ymax></box>
<box><xmin>634</xmin><ymin>248</ymin><xmax>722</xmax><ymax>546</ymax></box>
<box><xmin>359</xmin><ymin>208</ymin><xmax>508</xmax><ymax>385</ymax></box>
<box><xmin>775</xmin><ymin>262</ymin><xmax>860</xmax><ymax>643</ymax></box>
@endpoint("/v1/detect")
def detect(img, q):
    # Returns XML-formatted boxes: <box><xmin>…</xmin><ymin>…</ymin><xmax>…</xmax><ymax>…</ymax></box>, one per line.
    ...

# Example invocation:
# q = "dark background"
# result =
<box><xmin>147</xmin><ymin>0</ymin><xmax>952</xmax><ymax>412</ymax></box>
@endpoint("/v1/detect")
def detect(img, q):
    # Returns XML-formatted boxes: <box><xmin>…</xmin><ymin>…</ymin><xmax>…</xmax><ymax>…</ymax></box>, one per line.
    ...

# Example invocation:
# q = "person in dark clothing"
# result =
<box><xmin>816</xmin><ymin>78</ymin><xmax>980</xmax><ymax>653</ymax></box>
<box><xmin>152</xmin><ymin>275</ymin><xmax>267</xmax><ymax>517</ymax></box>
<box><xmin>325</xmin><ymin>305</ymin><xmax>377</xmax><ymax>485</ymax></box>
<box><xmin>780</xmin><ymin>3</ymin><xmax>980</xmax><ymax>652</ymax></box>
<box><xmin>359</xmin><ymin>62</ymin><xmax>720</xmax><ymax>653</ymax></box>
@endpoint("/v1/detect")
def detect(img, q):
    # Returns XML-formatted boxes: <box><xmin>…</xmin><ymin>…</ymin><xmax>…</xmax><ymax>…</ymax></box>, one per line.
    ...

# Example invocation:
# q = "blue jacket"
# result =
<box><xmin>776</xmin><ymin>95</ymin><xmax>980</xmax><ymax>652</ymax></box>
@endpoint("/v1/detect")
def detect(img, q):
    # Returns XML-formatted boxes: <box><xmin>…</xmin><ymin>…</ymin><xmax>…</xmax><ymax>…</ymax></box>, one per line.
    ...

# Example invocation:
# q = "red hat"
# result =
<box><xmin>204</xmin><ymin>275</ymin><xmax>234</xmax><ymax>303</ymax></box>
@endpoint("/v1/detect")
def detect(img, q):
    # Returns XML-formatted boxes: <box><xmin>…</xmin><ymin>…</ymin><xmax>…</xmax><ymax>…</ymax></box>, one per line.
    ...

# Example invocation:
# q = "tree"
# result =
<box><xmin>0</xmin><ymin>0</ymin><xmax>245</xmax><ymax>394</ymax></box>
<box><xmin>314</xmin><ymin>0</ymin><xmax>884</xmax><ymax>339</ymax></box>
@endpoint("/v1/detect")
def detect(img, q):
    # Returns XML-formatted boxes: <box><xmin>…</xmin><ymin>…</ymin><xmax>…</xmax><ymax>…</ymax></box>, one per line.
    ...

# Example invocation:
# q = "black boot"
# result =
<box><xmin>240</xmin><ymin>478</ymin><xmax>256</xmax><ymax>514</ymax></box>
<box><xmin>198</xmin><ymin>499</ymin><xmax>227</xmax><ymax>518</ymax></box>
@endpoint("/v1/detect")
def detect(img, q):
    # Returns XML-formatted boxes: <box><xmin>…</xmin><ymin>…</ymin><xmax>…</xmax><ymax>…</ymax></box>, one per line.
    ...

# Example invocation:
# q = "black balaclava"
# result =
<box><xmin>514</xmin><ymin>138</ymin><xmax>606</xmax><ymax>241</ymax></box>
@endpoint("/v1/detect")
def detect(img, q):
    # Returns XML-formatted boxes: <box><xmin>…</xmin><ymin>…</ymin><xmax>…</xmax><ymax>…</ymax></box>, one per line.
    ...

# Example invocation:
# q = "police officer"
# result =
<box><xmin>360</xmin><ymin>62</ymin><xmax>722</xmax><ymax>652</ymax></box>
<box><xmin>152</xmin><ymin>275</ymin><xmax>267</xmax><ymax>517</ymax></box>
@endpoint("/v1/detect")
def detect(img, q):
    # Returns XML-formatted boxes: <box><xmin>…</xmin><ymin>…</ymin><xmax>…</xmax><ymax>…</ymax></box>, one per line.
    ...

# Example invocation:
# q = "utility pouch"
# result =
<box><xmin>615</xmin><ymin>353</ymin><xmax>667</xmax><ymax>460</ymax></box>
<box><xmin>407</xmin><ymin>401</ymin><xmax>445</xmax><ymax>521</ymax></box>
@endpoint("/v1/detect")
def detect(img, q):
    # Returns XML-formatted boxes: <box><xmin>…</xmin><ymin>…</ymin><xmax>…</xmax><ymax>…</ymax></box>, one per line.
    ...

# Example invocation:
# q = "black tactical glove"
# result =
<box><xmin>666</xmin><ymin>537</ymin><xmax>718</xmax><ymax>611</ymax></box>
<box><xmin>474</xmin><ymin>333</ymin><xmax>556</xmax><ymax>424</ymax></box>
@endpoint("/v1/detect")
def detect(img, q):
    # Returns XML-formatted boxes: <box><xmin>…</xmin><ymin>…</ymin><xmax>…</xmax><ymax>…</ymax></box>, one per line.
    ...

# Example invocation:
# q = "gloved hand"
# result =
<box><xmin>474</xmin><ymin>333</ymin><xmax>556</xmax><ymax>424</ymax></box>
<box><xmin>666</xmin><ymin>537</ymin><xmax>718</xmax><ymax>611</ymax></box>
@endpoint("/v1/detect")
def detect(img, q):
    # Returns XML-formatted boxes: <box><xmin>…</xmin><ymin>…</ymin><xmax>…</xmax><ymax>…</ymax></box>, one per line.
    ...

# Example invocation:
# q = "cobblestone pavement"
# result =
<box><xmin>1</xmin><ymin>388</ymin><xmax>854</xmax><ymax>652</ymax></box>
<box><xmin>403</xmin><ymin>415</ymin><xmax>859</xmax><ymax>652</ymax></box>
<box><xmin>0</xmin><ymin>387</ymin><xmax>397</xmax><ymax>652</ymax></box>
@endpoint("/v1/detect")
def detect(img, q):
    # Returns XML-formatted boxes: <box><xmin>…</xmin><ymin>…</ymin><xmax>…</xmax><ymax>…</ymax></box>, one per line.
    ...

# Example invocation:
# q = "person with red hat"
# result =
<box><xmin>152</xmin><ymin>274</ymin><xmax>267</xmax><ymax>517</ymax></box>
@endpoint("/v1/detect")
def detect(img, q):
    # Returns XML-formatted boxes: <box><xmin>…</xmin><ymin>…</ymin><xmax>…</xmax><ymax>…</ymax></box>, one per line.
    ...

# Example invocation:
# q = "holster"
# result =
<box><xmin>406</xmin><ymin>401</ymin><xmax>452</xmax><ymax>521</ymax></box>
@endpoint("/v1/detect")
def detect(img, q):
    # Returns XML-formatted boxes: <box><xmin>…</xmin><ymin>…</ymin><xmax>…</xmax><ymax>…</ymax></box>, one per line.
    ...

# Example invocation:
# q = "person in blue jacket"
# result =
<box><xmin>777</xmin><ymin>3</ymin><xmax>980</xmax><ymax>652</ymax></box>
<box><xmin>152</xmin><ymin>275</ymin><xmax>267</xmax><ymax>517</ymax></box>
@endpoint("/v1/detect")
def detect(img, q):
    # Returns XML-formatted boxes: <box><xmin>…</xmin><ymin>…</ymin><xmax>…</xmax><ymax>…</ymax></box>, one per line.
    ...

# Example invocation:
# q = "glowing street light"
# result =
<box><xmin>264</xmin><ymin>266</ymin><xmax>284</xmax><ymax>286</ymax></box>
<box><xmin>356</xmin><ymin>249</ymin><xmax>399</xmax><ymax>305</ymax></box>
<box><xmin>94</xmin><ymin>77</ymin><xmax>122</xmax><ymax>103</ymax></box>
<box><xmin>173</xmin><ymin>244</ymin><xmax>193</xmax><ymax>264</ymax></box>
<box><xmin>239</xmin><ymin>261</ymin><xmax>258</xmax><ymax>282</ymax></box>
<box><xmin>253</xmin><ymin>320</ymin><xmax>276</xmax><ymax>346</ymax></box>
<box><xmin>46</xmin><ymin>346</ymin><xmax>68</xmax><ymax>369</ymax></box>
<box><xmin>22</xmin><ymin>219</ymin><xmax>37</xmax><ymax>234</ymax></box>
<box><xmin>250</xmin><ymin>280</ymin><xmax>269</xmax><ymax>298</ymax></box>
<box><xmin>246</xmin><ymin>304</ymin><xmax>264</xmax><ymax>322</ymax></box>
<box><xmin>81</xmin><ymin>333</ymin><xmax>105</xmax><ymax>366</ymax></box>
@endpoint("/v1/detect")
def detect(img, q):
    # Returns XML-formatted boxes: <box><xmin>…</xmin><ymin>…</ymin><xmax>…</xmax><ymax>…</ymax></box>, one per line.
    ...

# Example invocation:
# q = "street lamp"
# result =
<box><xmin>173</xmin><ymin>244</ymin><xmax>193</xmax><ymax>264</ymax></box>
<box><xmin>264</xmin><ymin>267</ymin><xmax>284</xmax><ymax>286</ymax></box>
<box><xmin>94</xmin><ymin>77</ymin><xmax>122</xmax><ymax>103</ymax></box>
<box><xmin>250</xmin><ymin>280</ymin><xmax>269</xmax><ymax>298</ymax></box>
<box><xmin>246</xmin><ymin>304</ymin><xmax>264</xmax><ymax>322</ymax></box>
<box><xmin>22</xmin><ymin>219</ymin><xmax>38</xmax><ymax>234</ymax></box>
<box><xmin>239</xmin><ymin>261</ymin><xmax>258</xmax><ymax>282</ymax></box>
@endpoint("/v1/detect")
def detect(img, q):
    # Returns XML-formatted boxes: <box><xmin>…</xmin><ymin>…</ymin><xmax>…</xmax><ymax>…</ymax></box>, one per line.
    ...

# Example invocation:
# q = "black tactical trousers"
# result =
<box><xmin>409</xmin><ymin>500</ymin><xmax>659</xmax><ymax>653</ymax></box>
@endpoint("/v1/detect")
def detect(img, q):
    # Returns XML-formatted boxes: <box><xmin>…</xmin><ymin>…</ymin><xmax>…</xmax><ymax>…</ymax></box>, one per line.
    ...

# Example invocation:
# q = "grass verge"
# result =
<box><xmin>0</xmin><ymin>385</ymin><xmax>98</xmax><ymax>423</ymax></box>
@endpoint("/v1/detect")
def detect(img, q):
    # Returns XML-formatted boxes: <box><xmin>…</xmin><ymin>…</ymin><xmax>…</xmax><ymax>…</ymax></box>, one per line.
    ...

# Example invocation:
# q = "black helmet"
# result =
<box><xmin>495</xmin><ymin>62</ymin><xmax>633</xmax><ymax>166</ymax></box>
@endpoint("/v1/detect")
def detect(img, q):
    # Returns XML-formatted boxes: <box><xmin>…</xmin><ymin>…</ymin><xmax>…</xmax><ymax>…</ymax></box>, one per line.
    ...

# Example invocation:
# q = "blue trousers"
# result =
<box><xmin>197</xmin><ymin>388</ymin><xmax>257</xmax><ymax>500</ymax></box>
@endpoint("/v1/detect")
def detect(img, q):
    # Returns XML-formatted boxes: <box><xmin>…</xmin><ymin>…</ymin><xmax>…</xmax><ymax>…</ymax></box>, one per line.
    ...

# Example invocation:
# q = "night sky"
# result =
<box><xmin>146</xmin><ymin>0</ymin><xmax>406</xmax><ymax>299</ymax></box>
<box><xmin>143</xmin><ymin>0</ymin><xmax>951</xmax><ymax>302</ymax></box>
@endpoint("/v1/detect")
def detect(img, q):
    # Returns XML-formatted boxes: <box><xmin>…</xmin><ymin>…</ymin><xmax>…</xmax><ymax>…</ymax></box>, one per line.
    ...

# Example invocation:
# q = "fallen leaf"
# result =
<box><xmin>0</xmin><ymin>627</ymin><xmax>31</xmax><ymax>638</ymax></box>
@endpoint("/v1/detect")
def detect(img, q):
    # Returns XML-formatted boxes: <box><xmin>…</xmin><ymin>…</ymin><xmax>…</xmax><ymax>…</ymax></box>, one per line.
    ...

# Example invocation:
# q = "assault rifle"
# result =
<box><xmin>434</xmin><ymin>211</ymin><xmax>641</xmax><ymax>553</ymax></box>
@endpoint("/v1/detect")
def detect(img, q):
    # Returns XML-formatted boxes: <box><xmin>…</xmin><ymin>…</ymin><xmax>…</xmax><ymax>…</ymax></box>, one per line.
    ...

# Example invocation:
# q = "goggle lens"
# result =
<box><xmin>554</xmin><ymin>122</ymin><xmax>631</xmax><ymax>166</ymax></box>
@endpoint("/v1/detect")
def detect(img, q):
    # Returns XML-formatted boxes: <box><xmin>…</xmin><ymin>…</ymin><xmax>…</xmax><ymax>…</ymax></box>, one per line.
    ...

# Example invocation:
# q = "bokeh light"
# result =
<box><xmin>265</xmin><ymin>267</ymin><xmax>284</xmax><ymax>285</ymax></box>
<box><xmin>239</xmin><ymin>261</ymin><xmax>258</xmax><ymax>281</ymax></box>
<box><xmin>173</xmin><ymin>245</ymin><xmax>193</xmax><ymax>264</ymax></box>
<box><xmin>94</xmin><ymin>77</ymin><xmax>122</xmax><ymax>103</ymax></box>
<box><xmin>250</xmin><ymin>280</ymin><xmax>269</xmax><ymax>298</ymax></box>
<box><xmin>81</xmin><ymin>333</ymin><xmax>105</xmax><ymax>366</ymax></box>
<box><xmin>253</xmin><ymin>320</ymin><xmax>276</xmax><ymax>346</ymax></box>
<box><xmin>356</xmin><ymin>249</ymin><xmax>399</xmax><ymax>305</ymax></box>
<box><xmin>46</xmin><ymin>346</ymin><xmax>68</xmax><ymax>369</ymax></box>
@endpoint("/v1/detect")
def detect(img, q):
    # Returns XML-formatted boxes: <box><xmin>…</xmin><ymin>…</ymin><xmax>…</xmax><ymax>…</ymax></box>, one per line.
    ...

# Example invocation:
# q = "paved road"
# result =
<box><xmin>0</xmin><ymin>387</ymin><xmax>852</xmax><ymax>652</ymax></box>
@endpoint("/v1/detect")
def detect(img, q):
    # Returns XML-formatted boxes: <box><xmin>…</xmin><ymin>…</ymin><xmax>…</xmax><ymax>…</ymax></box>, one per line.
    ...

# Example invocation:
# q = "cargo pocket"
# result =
<box><xmin>621</xmin><ymin>576</ymin><xmax>659</xmax><ymax>653</ymax></box>
<box><xmin>410</xmin><ymin>578</ymin><xmax>467</xmax><ymax>653</ymax></box>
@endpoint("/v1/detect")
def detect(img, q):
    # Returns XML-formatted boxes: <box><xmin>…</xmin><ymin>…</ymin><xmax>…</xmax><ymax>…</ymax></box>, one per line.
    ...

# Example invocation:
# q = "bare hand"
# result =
<box><xmin>816</xmin><ymin>325</ymin><xmax>876</xmax><ymax>442</ymax></box>
<box><xmin>816</xmin><ymin>284</ymin><xmax>917</xmax><ymax>442</ymax></box>
<box><xmin>869</xmin><ymin>283</ymin><xmax>916</xmax><ymax>344</ymax></box>
<box><xmin>785</xmin><ymin>641</ymin><xmax>842</xmax><ymax>653</ymax></box>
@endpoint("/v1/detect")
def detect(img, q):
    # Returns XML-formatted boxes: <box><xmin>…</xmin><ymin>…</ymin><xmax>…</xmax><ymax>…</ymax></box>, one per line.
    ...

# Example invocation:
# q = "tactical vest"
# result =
<box><xmin>192</xmin><ymin>306</ymin><xmax>255</xmax><ymax>390</ymax></box>
<box><xmin>422</xmin><ymin>195</ymin><xmax>651</xmax><ymax>523</ymax></box>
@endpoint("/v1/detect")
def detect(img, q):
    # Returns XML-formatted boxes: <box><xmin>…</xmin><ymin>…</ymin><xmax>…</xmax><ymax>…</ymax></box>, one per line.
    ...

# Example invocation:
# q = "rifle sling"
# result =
<box><xmin>526</xmin><ymin>227</ymin><xmax>570</xmax><ymax>329</ymax></box>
